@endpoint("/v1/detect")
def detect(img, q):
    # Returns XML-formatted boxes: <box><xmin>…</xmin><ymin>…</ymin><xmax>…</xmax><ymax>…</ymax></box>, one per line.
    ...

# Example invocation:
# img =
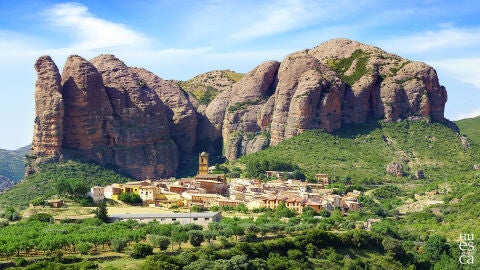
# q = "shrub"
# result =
<box><xmin>29</xmin><ymin>213</ymin><xmax>53</xmax><ymax>223</ymax></box>
<box><xmin>111</xmin><ymin>237</ymin><xmax>128</xmax><ymax>252</ymax></box>
<box><xmin>131</xmin><ymin>243</ymin><xmax>153</xmax><ymax>259</ymax></box>
<box><xmin>149</xmin><ymin>235</ymin><xmax>170</xmax><ymax>250</ymax></box>
<box><xmin>119</xmin><ymin>192</ymin><xmax>142</xmax><ymax>204</ymax></box>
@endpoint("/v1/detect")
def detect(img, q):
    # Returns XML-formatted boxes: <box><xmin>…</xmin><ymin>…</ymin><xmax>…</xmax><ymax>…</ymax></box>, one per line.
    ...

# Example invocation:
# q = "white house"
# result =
<box><xmin>88</xmin><ymin>186</ymin><xmax>105</xmax><ymax>202</ymax></box>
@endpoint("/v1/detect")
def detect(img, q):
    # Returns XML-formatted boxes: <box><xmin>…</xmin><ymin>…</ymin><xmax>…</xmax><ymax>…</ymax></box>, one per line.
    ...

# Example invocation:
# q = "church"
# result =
<box><xmin>193</xmin><ymin>152</ymin><xmax>227</xmax><ymax>193</ymax></box>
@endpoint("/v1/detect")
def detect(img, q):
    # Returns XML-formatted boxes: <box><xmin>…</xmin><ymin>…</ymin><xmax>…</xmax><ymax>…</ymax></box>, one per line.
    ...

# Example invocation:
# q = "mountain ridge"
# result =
<box><xmin>28</xmin><ymin>38</ymin><xmax>449</xmax><ymax>179</ymax></box>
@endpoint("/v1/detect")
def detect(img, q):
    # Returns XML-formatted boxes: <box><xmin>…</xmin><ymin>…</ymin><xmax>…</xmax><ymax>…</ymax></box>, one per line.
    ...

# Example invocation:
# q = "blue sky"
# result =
<box><xmin>0</xmin><ymin>0</ymin><xmax>479</xmax><ymax>150</ymax></box>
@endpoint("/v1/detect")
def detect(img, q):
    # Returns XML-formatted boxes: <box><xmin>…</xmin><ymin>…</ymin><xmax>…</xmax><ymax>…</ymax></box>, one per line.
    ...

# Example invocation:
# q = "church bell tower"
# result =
<box><xmin>198</xmin><ymin>152</ymin><xmax>209</xmax><ymax>175</ymax></box>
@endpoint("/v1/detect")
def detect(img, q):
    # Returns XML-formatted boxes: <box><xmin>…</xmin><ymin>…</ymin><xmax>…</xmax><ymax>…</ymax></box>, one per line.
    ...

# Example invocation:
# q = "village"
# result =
<box><xmin>83</xmin><ymin>152</ymin><xmax>362</xmax><ymax>222</ymax></box>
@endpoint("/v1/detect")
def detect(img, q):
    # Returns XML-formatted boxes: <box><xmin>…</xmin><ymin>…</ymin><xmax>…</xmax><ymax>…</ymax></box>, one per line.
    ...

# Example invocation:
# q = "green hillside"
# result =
<box><xmin>237</xmin><ymin>120</ymin><xmax>480</xmax><ymax>183</ymax></box>
<box><xmin>234</xmin><ymin>120</ymin><xmax>480</xmax><ymax>239</ymax></box>
<box><xmin>0</xmin><ymin>160</ymin><xmax>134</xmax><ymax>209</ymax></box>
<box><xmin>0</xmin><ymin>145</ymin><xmax>30</xmax><ymax>183</ymax></box>
<box><xmin>456</xmin><ymin>115</ymin><xmax>480</xmax><ymax>145</ymax></box>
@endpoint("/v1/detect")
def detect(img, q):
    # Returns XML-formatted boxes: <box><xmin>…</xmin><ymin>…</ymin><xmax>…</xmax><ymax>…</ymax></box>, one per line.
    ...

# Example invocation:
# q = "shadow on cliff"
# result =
<box><xmin>332</xmin><ymin>120</ymin><xmax>383</xmax><ymax>139</ymax></box>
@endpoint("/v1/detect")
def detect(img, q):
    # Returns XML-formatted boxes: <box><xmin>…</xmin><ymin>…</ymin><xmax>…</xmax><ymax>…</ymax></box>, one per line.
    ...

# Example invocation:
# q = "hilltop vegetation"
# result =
<box><xmin>179</xmin><ymin>70</ymin><xmax>244</xmax><ymax>105</ymax></box>
<box><xmin>456</xmin><ymin>115</ymin><xmax>480</xmax><ymax>145</ymax></box>
<box><xmin>237</xmin><ymin>120</ymin><xmax>480</xmax><ymax>183</ymax></box>
<box><xmin>235</xmin><ymin>120</ymin><xmax>480</xmax><ymax>240</ymax></box>
<box><xmin>0</xmin><ymin>145</ymin><xmax>29</xmax><ymax>183</ymax></box>
<box><xmin>0</xmin><ymin>160</ymin><xmax>134</xmax><ymax>209</ymax></box>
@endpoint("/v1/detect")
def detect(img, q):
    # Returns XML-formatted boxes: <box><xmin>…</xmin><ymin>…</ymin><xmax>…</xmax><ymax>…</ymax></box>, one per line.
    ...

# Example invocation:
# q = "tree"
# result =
<box><xmin>3</xmin><ymin>207</ymin><xmax>20</xmax><ymax>221</ymax></box>
<box><xmin>275</xmin><ymin>203</ymin><xmax>296</xmax><ymax>218</ymax></box>
<box><xmin>77</xmin><ymin>242</ymin><xmax>92</xmax><ymax>256</ymax></box>
<box><xmin>235</xmin><ymin>204</ymin><xmax>248</xmax><ymax>213</ymax></box>
<box><xmin>172</xmin><ymin>230</ymin><xmax>189</xmax><ymax>250</ymax></box>
<box><xmin>305</xmin><ymin>243</ymin><xmax>317</xmax><ymax>257</ymax></box>
<box><xmin>95</xmin><ymin>200</ymin><xmax>109</xmax><ymax>223</ymax></box>
<box><xmin>119</xmin><ymin>192</ymin><xmax>142</xmax><ymax>204</ymax></box>
<box><xmin>191</xmin><ymin>205</ymin><xmax>205</xmax><ymax>212</ymax></box>
<box><xmin>266</xmin><ymin>252</ymin><xmax>291</xmax><ymax>270</ymax></box>
<box><xmin>291</xmin><ymin>170</ymin><xmax>306</xmax><ymax>181</ymax></box>
<box><xmin>149</xmin><ymin>234</ymin><xmax>170</xmax><ymax>250</ymax></box>
<box><xmin>188</xmin><ymin>230</ymin><xmax>204</xmax><ymax>247</ymax></box>
<box><xmin>382</xmin><ymin>236</ymin><xmax>405</xmax><ymax>260</ymax></box>
<box><xmin>424</xmin><ymin>234</ymin><xmax>447</xmax><ymax>262</ymax></box>
<box><xmin>142</xmin><ymin>254</ymin><xmax>181</xmax><ymax>270</ymax></box>
<box><xmin>230</xmin><ymin>224</ymin><xmax>245</xmax><ymax>241</ymax></box>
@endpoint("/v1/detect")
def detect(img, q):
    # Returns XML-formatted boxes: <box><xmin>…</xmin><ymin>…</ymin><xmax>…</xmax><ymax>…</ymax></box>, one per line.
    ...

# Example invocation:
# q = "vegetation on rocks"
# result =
<box><xmin>327</xmin><ymin>49</ymin><xmax>371</xmax><ymax>85</ymax></box>
<box><xmin>180</xmin><ymin>70</ymin><xmax>244</xmax><ymax>105</ymax></box>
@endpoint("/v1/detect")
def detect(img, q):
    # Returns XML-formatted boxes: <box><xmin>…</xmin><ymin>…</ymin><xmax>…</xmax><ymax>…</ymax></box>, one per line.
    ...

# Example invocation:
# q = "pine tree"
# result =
<box><xmin>95</xmin><ymin>200</ymin><xmax>109</xmax><ymax>223</ymax></box>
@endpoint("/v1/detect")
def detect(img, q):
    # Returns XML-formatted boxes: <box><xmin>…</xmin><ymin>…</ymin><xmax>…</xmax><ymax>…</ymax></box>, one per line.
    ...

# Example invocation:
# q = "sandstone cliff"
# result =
<box><xmin>210</xmin><ymin>39</ymin><xmax>448</xmax><ymax>158</ymax></box>
<box><xmin>29</xmin><ymin>55</ymin><xmax>179</xmax><ymax>179</ymax></box>
<box><xmin>29</xmin><ymin>39</ymin><xmax>449</xmax><ymax>178</ymax></box>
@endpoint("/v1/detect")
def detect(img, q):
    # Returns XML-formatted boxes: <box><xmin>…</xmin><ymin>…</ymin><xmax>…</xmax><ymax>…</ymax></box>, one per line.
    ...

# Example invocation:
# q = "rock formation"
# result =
<box><xmin>221</xmin><ymin>61</ymin><xmax>279</xmax><ymax>159</ymax></box>
<box><xmin>205</xmin><ymin>39</ymin><xmax>448</xmax><ymax>156</ymax></box>
<box><xmin>90</xmin><ymin>55</ymin><xmax>179</xmax><ymax>179</ymax></box>
<box><xmin>61</xmin><ymin>55</ymin><xmax>114</xmax><ymax>158</ymax></box>
<box><xmin>386</xmin><ymin>162</ymin><xmax>403</xmax><ymax>177</ymax></box>
<box><xmin>31</xmin><ymin>56</ymin><xmax>64</xmax><ymax>158</ymax></box>
<box><xmin>29</xmin><ymin>38</ymin><xmax>450</xmax><ymax>178</ymax></box>
<box><xmin>132</xmin><ymin>68</ymin><xmax>197</xmax><ymax>155</ymax></box>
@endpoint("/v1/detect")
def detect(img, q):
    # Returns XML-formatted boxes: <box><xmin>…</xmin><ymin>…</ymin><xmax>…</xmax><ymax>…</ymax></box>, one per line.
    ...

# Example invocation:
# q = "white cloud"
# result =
<box><xmin>185</xmin><ymin>0</ymin><xmax>372</xmax><ymax>43</ymax></box>
<box><xmin>233</xmin><ymin>0</ymin><xmax>318</xmax><ymax>40</ymax></box>
<box><xmin>431</xmin><ymin>58</ymin><xmax>480</xmax><ymax>88</ymax></box>
<box><xmin>379</xmin><ymin>27</ymin><xmax>480</xmax><ymax>54</ymax></box>
<box><xmin>43</xmin><ymin>2</ymin><xmax>150</xmax><ymax>50</ymax></box>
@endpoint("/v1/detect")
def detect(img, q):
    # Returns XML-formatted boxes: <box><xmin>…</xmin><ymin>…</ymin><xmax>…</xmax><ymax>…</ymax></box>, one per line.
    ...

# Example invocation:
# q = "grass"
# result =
<box><xmin>97</xmin><ymin>256</ymin><xmax>145</xmax><ymax>270</ymax></box>
<box><xmin>224</xmin><ymin>70</ymin><xmax>244</xmax><ymax>82</ymax></box>
<box><xmin>228</xmin><ymin>98</ymin><xmax>264</xmax><ymax>112</ymax></box>
<box><xmin>456</xmin><ymin>115</ymin><xmax>480</xmax><ymax>145</ymax></box>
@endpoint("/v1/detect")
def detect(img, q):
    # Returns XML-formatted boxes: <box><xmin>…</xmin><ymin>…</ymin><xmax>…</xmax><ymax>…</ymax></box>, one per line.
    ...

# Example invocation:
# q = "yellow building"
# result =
<box><xmin>111</xmin><ymin>182</ymin><xmax>143</xmax><ymax>200</ymax></box>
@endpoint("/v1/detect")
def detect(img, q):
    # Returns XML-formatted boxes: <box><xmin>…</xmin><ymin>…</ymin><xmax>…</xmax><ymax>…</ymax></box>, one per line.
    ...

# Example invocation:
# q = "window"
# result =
<box><xmin>205</xmin><ymin>218</ymin><xmax>209</xmax><ymax>220</ymax></box>
<box><xmin>193</xmin><ymin>218</ymin><xmax>198</xmax><ymax>221</ymax></box>
<box><xmin>172</xmin><ymin>218</ymin><xmax>176</xmax><ymax>221</ymax></box>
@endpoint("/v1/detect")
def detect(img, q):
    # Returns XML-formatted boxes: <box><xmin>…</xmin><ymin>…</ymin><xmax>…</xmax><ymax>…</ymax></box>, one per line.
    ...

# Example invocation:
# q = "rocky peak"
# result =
<box><xmin>31</xmin><ymin>56</ymin><xmax>64</xmax><ymax>159</ymax></box>
<box><xmin>28</xmin><ymin>38</ymin><xmax>450</xmax><ymax>178</ymax></box>
<box><xmin>221</xmin><ymin>61</ymin><xmax>280</xmax><ymax>159</ymax></box>
<box><xmin>61</xmin><ymin>55</ymin><xmax>113</xmax><ymax>151</ymax></box>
